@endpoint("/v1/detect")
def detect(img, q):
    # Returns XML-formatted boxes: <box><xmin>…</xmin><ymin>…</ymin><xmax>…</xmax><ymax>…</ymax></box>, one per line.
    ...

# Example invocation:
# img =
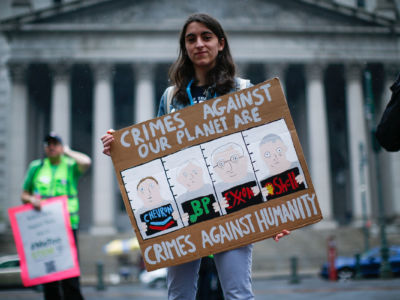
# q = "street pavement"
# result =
<box><xmin>1</xmin><ymin>276</ymin><xmax>400</xmax><ymax>300</ymax></box>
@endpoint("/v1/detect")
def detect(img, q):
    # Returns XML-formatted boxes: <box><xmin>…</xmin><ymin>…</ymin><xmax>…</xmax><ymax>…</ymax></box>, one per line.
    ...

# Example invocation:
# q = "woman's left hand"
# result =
<box><xmin>101</xmin><ymin>129</ymin><xmax>115</xmax><ymax>156</ymax></box>
<box><xmin>273</xmin><ymin>229</ymin><xmax>290</xmax><ymax>242</ymax></box>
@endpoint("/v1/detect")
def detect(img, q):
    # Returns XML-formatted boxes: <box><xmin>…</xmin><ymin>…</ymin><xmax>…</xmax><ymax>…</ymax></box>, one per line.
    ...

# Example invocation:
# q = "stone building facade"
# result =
<box><xmin>0</xmin><ymin>0</ymin><xmax>399</xmax><ymax>234</ymax></box>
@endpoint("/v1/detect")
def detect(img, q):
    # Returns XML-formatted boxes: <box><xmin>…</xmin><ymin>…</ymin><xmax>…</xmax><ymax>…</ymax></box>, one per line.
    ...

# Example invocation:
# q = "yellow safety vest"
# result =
<box><xmin>32</xmin><ymin>156</ymin><xmax>80</xmax><ymax>229</ymax></box>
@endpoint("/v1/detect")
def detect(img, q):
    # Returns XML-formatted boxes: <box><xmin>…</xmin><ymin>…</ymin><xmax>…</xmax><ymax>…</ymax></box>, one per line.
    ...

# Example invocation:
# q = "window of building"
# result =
<box><xmin>11</xmin><ymin>0</ymin><xmax>31</xmax><ymax>7</ymax></box>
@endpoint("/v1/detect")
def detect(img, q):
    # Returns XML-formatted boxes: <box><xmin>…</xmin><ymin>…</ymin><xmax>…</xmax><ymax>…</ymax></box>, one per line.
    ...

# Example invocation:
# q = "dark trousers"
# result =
<box><xmin>196</xmin><ymin>257</ymin><xmax>224</xmax><ymax>300</ymax></box>
<box><xmin>43</xmin><ymin>230</ymin><xmax>84</xmax><ymax>300</ymax></box>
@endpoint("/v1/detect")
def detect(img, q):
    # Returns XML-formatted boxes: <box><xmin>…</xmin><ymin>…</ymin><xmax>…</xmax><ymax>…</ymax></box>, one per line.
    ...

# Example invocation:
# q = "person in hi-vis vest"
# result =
<box><xmin>21</xmin><ymin>132</ymin><xmax>91</xmax><ymax>300</ymax></box>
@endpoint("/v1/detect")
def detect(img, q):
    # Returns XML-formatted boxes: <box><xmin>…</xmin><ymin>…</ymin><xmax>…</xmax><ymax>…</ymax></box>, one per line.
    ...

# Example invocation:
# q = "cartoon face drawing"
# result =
<box><xmin>259</xmin><ymin>134</ymin><xmax>292</xmax><ymax>175</ymax></box>
<box><xmin>136</xmin><ymin>177</ymin><xmax>164</xmax><ymax>208</ymax></box>
<box><xmin>177</xmin><ymin>161</ymin><xmax>205</xmax><ymax>192</ymax></box>
<box><xmin>212</xmin><ymin>143</ymin><xmax>249</xmax><ymax>183</ymax></box>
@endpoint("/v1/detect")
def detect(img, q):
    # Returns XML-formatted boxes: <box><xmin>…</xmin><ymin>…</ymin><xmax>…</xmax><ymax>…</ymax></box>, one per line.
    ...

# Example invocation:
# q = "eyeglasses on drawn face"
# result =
<box><xmin>214</xmin><ymin>154</ymin><xmax>244</xmax><ymax>169</ymax></box>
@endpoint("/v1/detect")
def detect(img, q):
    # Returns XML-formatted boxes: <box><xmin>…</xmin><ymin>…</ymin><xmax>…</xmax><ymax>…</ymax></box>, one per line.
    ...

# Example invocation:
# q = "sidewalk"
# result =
<box><xmin>80</xmin><ymin>267</ymin><xmax>320</xmax><ymax>286</ymax></box>
<box><xmin>252</xmin><ymin>277</ymin><xmax>400</xmax><ymax>300</ymax></box>
<box><xmin>1</xmin><ymin>276</ymin><xmax>399</xmax><ymax>300</ymax></box>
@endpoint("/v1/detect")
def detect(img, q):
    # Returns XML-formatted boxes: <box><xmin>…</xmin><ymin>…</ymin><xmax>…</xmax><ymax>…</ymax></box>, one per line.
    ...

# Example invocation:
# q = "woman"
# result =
<box><xmin>101</xmin><ymin>13</ymin><xmax>289</xmax><ymax>300</ymax></box>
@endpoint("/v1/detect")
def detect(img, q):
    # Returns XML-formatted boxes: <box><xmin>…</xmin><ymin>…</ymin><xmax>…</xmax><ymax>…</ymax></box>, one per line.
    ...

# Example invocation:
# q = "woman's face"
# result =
<box><xmin>184</xmin><ymin>21</ymin><xmax>225</xmax><ymax>72</ymax></box>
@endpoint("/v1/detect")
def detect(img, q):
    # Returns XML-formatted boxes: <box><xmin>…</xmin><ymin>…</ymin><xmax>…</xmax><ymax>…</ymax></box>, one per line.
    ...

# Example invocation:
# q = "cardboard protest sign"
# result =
<box><xmin>110</xmin><ymin>78</ymin><xmax>322</xmax><ymax>271</ymax></box>
<box><xmin>8</xmin><ymin>196</ymin><xmax>80</xmax><ymax>286</ymax></box>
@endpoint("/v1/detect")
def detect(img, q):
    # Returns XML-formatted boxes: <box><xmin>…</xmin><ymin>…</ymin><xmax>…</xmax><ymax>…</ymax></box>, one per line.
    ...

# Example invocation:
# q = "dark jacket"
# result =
<box><xmin>376</xmin><ymin>72</ymin><xmax>400</xmax><ymax>152</ymax></box>
<box><xmin>157</xmin><ymin>78</ymin><xmax>251</xmax><ymax>117</ymax></box>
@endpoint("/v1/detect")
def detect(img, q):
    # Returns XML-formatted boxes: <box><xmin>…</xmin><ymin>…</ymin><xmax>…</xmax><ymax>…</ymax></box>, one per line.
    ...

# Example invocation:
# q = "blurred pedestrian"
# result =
<box><xmin>21</xmin><ymin>132</ymin><xmax>91</xmax><ymax>300</ymax></box>
<box><xmin>101</xmin><ymin>13</ymin><xmax>290</xmax><ymax>300</ymax></box>
<box><xmin>376</xmin><ymin>72</ymin><xmax>400</xmax><ymax>151</ymax></box>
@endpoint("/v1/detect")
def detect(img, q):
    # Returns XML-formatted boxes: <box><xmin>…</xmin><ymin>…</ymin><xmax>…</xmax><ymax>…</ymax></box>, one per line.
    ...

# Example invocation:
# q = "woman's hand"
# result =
<box><xmin>101</xmin><ymin>129</ymin><xmax>115</xmax><ymax>156</ymax></box>
<box><xmin>273</xmin><ymin>229</ymin><xmax>290</xmax><ymax>242</ymax></box>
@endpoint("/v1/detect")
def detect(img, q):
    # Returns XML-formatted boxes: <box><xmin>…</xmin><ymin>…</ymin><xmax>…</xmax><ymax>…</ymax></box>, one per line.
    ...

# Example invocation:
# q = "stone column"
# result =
<box><xmin>305</xmin><ymin>63</ymin><xmax>334</xmax><ymax>228</ymax></box>
<box><xmin>8</xmin><ymin>63</ymin><xmax>28</xmax><ymax>209</ymax></box>
<box><xmin>50</xmin><ymin>64</ymin><xmax>71</xmax><ymax>145</ymax></box>
<box><xmin>345</xmin><ymin>64</ymin><xmax>372</xmax><ymax>225</ymax></box>
<box><xmin>91</xmin><ymin>64</ymin><xmax>116</xmax><ymax>234</ymax></box>
<box><xmin>134</xmin><ymin>63</ymin><xmax>155</xmax><ymax>123</ymax></box>
<box><xmin>266</xmin><ymin>63</ymin><xmax>286</xmax><ymax>93</ymax></box>
<box><xmin>378</xmin><ymin>65</ymin><xmax>400</xmax><ymax>223</ymax></box>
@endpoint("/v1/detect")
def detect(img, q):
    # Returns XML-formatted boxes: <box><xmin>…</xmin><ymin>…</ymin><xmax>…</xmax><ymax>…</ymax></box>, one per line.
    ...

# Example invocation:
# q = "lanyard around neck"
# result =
<box><xmin>186</xmin><ymin>79</ymin><xmax>195</xmax><ymax>106</ymax></box>
<box><xmin>186</xmin><ymin>79</ymin><xmax>217</xmax><ymax>106</ymax></box>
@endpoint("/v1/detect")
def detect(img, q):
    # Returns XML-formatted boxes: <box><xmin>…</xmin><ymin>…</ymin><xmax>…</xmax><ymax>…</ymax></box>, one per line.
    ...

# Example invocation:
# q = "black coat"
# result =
<box><xmin>376</xmin><ymin>72</ymin><xmax>400</xmax><ymax>152</ymax></box>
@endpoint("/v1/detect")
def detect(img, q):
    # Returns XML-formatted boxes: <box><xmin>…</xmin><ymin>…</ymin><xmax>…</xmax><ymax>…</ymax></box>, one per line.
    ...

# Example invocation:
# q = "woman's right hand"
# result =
<box><xmin>101</xmin><ymin>129</ymin><xmax>115</xmax><ymax>156</ymax></box>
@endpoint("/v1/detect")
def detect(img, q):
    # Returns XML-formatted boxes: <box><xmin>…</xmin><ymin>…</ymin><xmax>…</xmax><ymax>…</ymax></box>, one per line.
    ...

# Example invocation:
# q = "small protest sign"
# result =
<box><xmin>109</xmin><ymin>78</ymin><xmax>323</xmax><ymax>271</ymax></box>
<box><xmin>8</xmin><ymin>196</ymin><xmax>80</xmax><ymax>286</ymax></box>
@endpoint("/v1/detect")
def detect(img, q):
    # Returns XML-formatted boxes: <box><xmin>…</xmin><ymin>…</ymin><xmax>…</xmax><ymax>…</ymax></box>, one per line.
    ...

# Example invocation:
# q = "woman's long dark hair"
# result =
<box><xmin>169</xmin><ymin>13</ymin><xmax>236</xmax><ymax>106</ymax></box>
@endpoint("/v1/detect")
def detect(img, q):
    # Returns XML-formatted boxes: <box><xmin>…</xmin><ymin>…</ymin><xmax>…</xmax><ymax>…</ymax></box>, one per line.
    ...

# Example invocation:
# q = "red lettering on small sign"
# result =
<box><xmin>224</xmin><ymin>187</ymin><xmax>255</xmax><ymax>209</ymax></box>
